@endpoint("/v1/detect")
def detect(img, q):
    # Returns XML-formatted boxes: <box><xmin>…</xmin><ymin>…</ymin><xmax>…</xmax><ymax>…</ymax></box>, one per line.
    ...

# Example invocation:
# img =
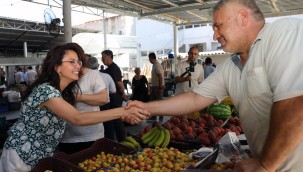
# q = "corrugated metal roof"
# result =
<box><xmin>72</xmin><ymin>0</ymin><xmax>303</xmax><ymax>26</ymax></box>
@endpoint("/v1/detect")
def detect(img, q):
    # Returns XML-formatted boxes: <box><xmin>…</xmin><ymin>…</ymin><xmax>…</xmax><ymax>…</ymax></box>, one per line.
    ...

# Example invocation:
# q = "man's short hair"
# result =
<box><xmin>148</xmin><ymin>53</ymin><xmax>156</xmax><ymax>59</ymax></box>
<box><xmin>87</xmin><ymin>56</ymin><xmax>99</xmax><ymax>70</ymax></box>
<box><xmin>102</xmin><ymin>50</ymin><xmax>114</xmax><ymax>59</ymax></box>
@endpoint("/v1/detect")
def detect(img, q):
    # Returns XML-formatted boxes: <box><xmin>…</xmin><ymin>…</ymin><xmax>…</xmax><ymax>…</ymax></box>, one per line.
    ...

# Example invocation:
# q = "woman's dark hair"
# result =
<box><xmin>21</xmin><ymin>43</ymin><xmax>85</xmax><ymax>105</ymax></box>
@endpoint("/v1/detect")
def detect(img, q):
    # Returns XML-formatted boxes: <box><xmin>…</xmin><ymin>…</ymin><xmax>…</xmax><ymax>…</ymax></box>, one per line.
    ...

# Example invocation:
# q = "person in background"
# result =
<box><xmin>99</xmin><ymin>64</ymin><xmax>105</xmax><ymax>73</ymax></box>
<box><xmin>14</xmin><ymin>67</ymin><xmax>24</xmax><ymax>84</ymax></box>
<box><xmin>174</xmin><ymin>46</ymin><xmax>204</xmax><ymax>95</ymax></box>
<box><xmin>0</xmin><ymin>67</ymin><xmax>6</xmax><ymax>85</ymax></box>
<box><xmin>148</xmin><ymin>52</ymin><xmax>165</xmax><ymax>121</ymax></box>
<box><xmin>101</xmin><ymin>50</ymin><xmax>127</xmax><ymax>141</ymax></box>
<box><xmin>0</xmin><ymin>43</ymin><xmax>149</xmax><ymax>171</ymax></box>
<box><xmin>123</xmin><ymin>73</ymin><xmax>131</xmax><ymax>95</ymax></box>
<box><xmin>203</xmin><ymin>57</ymin><xmax>216</xmax><ymax>79</ymax></box>
<box><xmin>131</xmin><ymin>67</ymin><xmax>150</xmax><ymax>102</ymax></box>
<box><xmin>22</xmin><ymin>68</ymin><xmax>28</xmax><ymax>86</ymax></box>
<box><xmin>87</xmin><ymin>56</ymin><xmax>117</xmax><ymax>141</ymax></box>
<box><xmin>127</xmin><ymin>0</ymin><xmax>303</xmax><ymax>171</ymax></box>
<box><xmin>58</xmin><ymin>53</ymin><xmax>108</xmax><ymax>154</ymax></box>
<box><xmin>26</xmin><ymin>66</ymin><xmax>37</xmax><ymax>85</ymax></box>
<box><xmin>35</xmin><ymin>65</ymin><xmax>42</xmax><ymax>77</ymax></box>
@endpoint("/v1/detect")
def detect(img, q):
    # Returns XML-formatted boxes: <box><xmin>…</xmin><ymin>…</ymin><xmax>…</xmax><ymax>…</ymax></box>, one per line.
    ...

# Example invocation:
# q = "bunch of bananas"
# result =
<box><xmin>141</xmin><ymin>126</ymin><xmax>170</xmax><ymax>148</ymax></box>
<box><xmin>120</xmin><ymin>136</ymin><xmax>142</xmax><ymax>150</ymax></box>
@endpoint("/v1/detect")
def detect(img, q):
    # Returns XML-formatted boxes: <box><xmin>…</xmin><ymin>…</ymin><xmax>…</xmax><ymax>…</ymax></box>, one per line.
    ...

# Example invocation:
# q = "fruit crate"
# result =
<box><xmin>169</xmin><ymin>139</ymin><xmax>204</xmax><ymax>152</ymax></box>
<box><xmin>31</xmin><ymin>156</ymin><xmax>83</xmax><ymax>172</ymax></box>
<box><xmin>55</xmin><ymin>138</ymin><xmax>136</xmax><ymax>168</ymax></box>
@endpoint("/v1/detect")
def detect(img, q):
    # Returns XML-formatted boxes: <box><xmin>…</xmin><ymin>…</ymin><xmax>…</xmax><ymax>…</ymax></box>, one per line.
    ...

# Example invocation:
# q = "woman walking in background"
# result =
<box><xmin>131</xmin><ymin>67</ymin><xmax>150</xmax><ymax>102</ymax></box>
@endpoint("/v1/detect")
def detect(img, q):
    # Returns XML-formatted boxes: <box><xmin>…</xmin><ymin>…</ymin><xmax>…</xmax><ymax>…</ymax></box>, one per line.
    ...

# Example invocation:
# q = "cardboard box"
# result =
<box><xmin>31</xmin><ymin>157</ymin><xmax>83</xmax><ymax>172</ymax></box>
<box><xmin>55</xmin><ymin>138</ymin><xmax>135</xmax><ymax>168</ymax></box>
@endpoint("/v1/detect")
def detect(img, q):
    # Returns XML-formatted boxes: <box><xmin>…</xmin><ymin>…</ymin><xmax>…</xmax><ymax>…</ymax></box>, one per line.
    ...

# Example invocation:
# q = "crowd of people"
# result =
<box><xmin>13</xmin><ymin>66</ymin><xmax>38</xmax><ymax>86</ymax></box>
<box><xmin>1</xmin><ymin>0</ymin><xmax>303</xmax><ymax>171</ymax></box>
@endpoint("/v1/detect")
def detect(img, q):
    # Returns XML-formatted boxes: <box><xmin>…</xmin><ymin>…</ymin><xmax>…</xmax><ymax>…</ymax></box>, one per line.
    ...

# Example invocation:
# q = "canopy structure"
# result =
<box><xmin>1</xmin><ymin>0</ymin><xmax>302</xmax><ymax>54</ymax></box>
<box><xmin>24</xmin><ymin>0</ymin><xmax>303</xmax><ymax>26</ymax></box>
<box><xmin>70</xmin><ymin>0</ymin><xmax>303</xmax><ymax>26</ymax></box>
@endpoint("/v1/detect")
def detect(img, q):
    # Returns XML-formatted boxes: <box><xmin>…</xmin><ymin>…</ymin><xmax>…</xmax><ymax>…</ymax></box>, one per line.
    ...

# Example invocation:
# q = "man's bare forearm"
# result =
<box><xmin>145</xmin><ymin>92</ymin><xmax>216</xmax><ymax>116</ymax></box>
<box><xmin>260</xmin><ymin>96</ymin><xmax>303</xmax><ymax>171</ymax></box>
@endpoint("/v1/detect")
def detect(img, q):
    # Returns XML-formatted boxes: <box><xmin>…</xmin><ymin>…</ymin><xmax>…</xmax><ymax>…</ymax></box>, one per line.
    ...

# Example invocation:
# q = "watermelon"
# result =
<box><xmin>207</xmin><ymin>102</ymin><xmax>232</xmax><ymax>119</ymax></box>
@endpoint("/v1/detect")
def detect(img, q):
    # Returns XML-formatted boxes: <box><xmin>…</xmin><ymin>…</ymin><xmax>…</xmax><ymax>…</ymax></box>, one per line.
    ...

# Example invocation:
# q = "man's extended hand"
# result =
<box><xmin>121</xmin><ymin>104</ymin><xmax>150</xmax><ymax>125</ymax></box>
<box><xmin>125</xmin><ymin>100</ymin><xmax>147</xmax><ymax>111</ymax></box>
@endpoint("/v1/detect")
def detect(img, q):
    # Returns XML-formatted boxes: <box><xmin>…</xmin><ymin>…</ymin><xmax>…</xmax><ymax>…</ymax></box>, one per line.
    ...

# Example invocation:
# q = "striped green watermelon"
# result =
<box><xmin>207</xmin><ymin>102</ymin><xmax>232</xmax><ymax>119</ymax></box>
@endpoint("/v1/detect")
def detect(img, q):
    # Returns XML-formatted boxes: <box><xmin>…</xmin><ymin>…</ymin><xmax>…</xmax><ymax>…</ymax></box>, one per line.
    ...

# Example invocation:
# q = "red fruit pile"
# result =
<box><xmin>160</xmin><ymin>114</ymin><xmax>243</xmax><ymax>146</ymax></box>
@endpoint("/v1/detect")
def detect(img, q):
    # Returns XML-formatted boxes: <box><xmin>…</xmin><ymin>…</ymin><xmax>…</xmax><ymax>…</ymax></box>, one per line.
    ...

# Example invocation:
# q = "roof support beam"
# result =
<box><xmin>175</xmin><ymin>20</ymin><xmax>211</xmax><ymax>26</ymax></box>
<box><xmin>161</xmin><ymin>0</ymin><xmax>208</xmax><ymax>21</ymax></box>
<box><xmin>122</xmin><ymin>0</ymin><xmax>187</xmax><ymax>23</ymax></box>
<box><xmin>140</xmin><ymin>4</ymin><xmax>214</xmax><ymax>17</ymax></box>
<box><xmin>270</xmin><ymin>0</ymin><xmax>280</xmax><ymax>13</ymax></box>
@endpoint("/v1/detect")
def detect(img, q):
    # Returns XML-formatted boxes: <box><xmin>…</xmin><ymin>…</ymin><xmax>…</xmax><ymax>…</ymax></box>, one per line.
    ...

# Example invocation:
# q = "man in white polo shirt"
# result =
<box><xmin>127</xmin><ymin>0</ymin><xmax>303</xmax><ymax>171</ymax></box>
<box><xmin>26</xmin><ymin>66</ymin><xmax>37</xmax><ymax>85</ymax></box>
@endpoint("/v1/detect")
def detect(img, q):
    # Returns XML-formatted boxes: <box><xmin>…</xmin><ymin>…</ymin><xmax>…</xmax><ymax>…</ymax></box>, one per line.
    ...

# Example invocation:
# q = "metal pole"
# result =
<box><xmin>173</xmin><ymin>25</ymin><xmax>179</xmax><ymax>75</ymax></box>
<box><xmin>103</xmin><ymin>11</ymin><xmax>107</xmax><ymax>50</ymax></box>
<box><xmin>23</xmin><ymin>42</ymin><xmax>28</xmax><ymax>58</ymax></box>
<box><xmin>63</xmin><ymin>0</ymin><xmax>72</xmax><ymax>43</ymax></box>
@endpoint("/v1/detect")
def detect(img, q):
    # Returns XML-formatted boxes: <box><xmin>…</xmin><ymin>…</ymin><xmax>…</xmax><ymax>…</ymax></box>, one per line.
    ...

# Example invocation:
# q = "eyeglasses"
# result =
<box><xmin>62</xmin><ymin>59</ymin><xmax>82</xmax><ymax>67</ymax></box>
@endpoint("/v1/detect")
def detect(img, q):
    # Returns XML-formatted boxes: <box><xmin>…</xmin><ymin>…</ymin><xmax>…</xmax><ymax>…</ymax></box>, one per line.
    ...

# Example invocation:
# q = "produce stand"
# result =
<box><xmin>31</xmin><ymin>156</ymin><xmax>83</xmax><ymax>172</ymax></box>
<box><xmin>54</xmin><ymin>138</ymin><xmax>135</xmax><ymax>169</ymax></box>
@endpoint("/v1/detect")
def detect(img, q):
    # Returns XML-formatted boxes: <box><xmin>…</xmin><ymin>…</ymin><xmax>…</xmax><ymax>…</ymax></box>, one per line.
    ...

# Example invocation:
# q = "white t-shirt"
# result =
<box><xmin>194</xmin><ymin>18</ymin><xmax>303</xmax><ymax>171</ymax></box>
<box><xmin>15</xmin><ymin>71</ymin><xmax>23</xmax><ymax>83</ymax></box>
<box><xmin>27</xmin><ymin>69</ymin><xmax>37</xmax><ymax>83</ymax></box>
<box><xmin>151</xmin><ymin>61</ymin><xmax>164</xmax><ymax>87</ymax></box>
<box><xmin>175</xmin><ymin>60</ymin><xmax>204</xmax><ymax>95</ymax></box>
<box><xmin>60</xmin><ymin>69</ymin><xmax>106</xmax><ymax>143</ymax></box>
<box><xmin>99</xmin><ymin>72</ymin><xmax>116</xmax><ymax>102</ymax></box>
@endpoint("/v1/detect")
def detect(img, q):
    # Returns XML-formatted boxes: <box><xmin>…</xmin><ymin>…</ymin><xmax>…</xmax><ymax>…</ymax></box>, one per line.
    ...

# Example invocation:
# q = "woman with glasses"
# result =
<box><xmin>59</xmin><ymin>53</ymin><xmax>109</xmax><ymax>154</ymax></box>
<box><xmin>0</xmin><ymin>43</ymin><xmax>149</xmax><ymax>171</ymax></box>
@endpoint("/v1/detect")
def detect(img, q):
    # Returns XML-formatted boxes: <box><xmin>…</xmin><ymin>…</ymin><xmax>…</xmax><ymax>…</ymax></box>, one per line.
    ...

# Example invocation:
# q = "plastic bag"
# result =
<box><xmin>215</xmin><ymin>132</ymin><xmax>248</xmax><ymax>164</ymax></box>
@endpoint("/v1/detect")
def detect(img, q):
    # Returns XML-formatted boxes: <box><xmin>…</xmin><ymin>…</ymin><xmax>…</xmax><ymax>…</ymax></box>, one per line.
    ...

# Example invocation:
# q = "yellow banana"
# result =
<box><xmin>161</xmin><ymin>128</ymin><xmax>171</xmax><ymax>148</ymax></box>
<box><xmin>141</xmin><ymin>127</ymin><xmax>157</xmax><ymax>141</ymax></box>
<box><xmin>125</xmin><ymin>136</ymin><xmax>141</xmax><ymax>149</ymax></box>
<box><xmin>147</xmin><ymin>128</ymin><xmax>161</xmax><ymax>147</ymax></box>
<box><xmin>120</xmin><ymin>141</ymin><xmax>136</xmax><ymax>149</ymax></box>
<box><xmin>142</xmin><ymin>127</ymin><xmax>159</xmax><ymax>144</ymax></box>
<box><xmin>153</xmin><ymin>128</ymin><xmax>165</xmax><ymax>147</ymax></box>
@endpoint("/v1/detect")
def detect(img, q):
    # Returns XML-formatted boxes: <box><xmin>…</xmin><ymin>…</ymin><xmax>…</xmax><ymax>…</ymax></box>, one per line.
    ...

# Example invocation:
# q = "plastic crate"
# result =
<box><xmin>169</xmin><ymin>139</ymin><xmax>204</xmax><ymax>151</ymax></box>
<box><xmin>0</xmin><ymin>116</ymin><xmax>6</xmax><ymax>126</ymax></box>
<box><xmin>31</xmin><ymin>157</ymin><xmax>83</xmax><ymax>172</ymax></box>
<box><xmin>0</xmin><ymin>104</ymin><xmax>8</xmax><ymax>113</ymax></box>
<box><xmin>8</xmin><ymin>101</ymin><xmax>21</xmax><ymax>111</ymax></box>
<box><xmin>55</xmin><ymin>138</ymin><xmax>135</xmax><ymax>168</ymax></box>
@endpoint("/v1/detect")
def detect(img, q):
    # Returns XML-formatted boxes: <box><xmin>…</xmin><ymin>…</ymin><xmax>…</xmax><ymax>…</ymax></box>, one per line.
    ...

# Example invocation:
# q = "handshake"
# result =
<box><xmin>121</xmin><ymin>100</ymin><xmax>151</xmax><ymax>125</ymax></box>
